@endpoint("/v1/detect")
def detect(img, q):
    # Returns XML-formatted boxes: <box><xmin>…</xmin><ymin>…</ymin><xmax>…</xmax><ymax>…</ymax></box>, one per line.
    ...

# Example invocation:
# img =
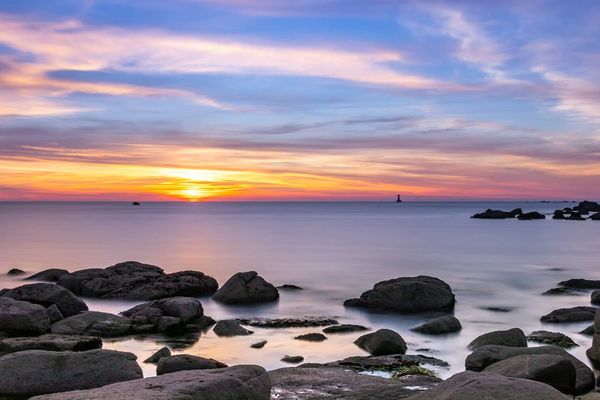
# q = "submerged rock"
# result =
<box><xmin>0</xmin><ymin>283</ymin><xmax>87</xmax><ymax>317</ymax></box>
<box><xmin>51</xmin><ymin>311</ymin><xmax>131</xmax><ymax>337</ymax></box>
<box><xmin>323</xmin><ymin>324</ymin><xmax>369</xmax><ymax>334</ymax></box>
<box><xmin>277</xmin><ymin>284</ymin><xmax>303</xmax><ymax>290</ymax></box>
<box><xmin>240</xmin><ymin>317</ymin><xmax>338</xmax><ymax>328</ymax></box>
<box><xmin>212</xmin><ymin>319</ymin><xmax>253</xmax><ymax>337</ymax></box>
<box><xmin>212</xmin><ymin>271</ymin><xmax>279</xmax><ymax>304</ymax></box>
<box><xmin>354</xmin><ymin>329</ymin><xmax>407</xmax><ymax>356</ymax></box>
<box><xmin>412</xmin><ymin>315</ymin><xmax>462</xmax><ymax>335</ymax></box>
<box><xmin>540</xmin><ymin>306</ymin><xmax>596</xmax><ymax>323</ymax></box>
<box><xmin>527</xmin><ymin>330</ymin><xmax>578</xmax><ymax>348</ymax></box>
<box><xmin>344</xmin><ymin>275</ymin><xmax>455</xmax><ymax>313</ymax></box>
<box><xmin>0</xmin><ymin>334</ymin><xmax>101</xmax><ymax>354</ymax></box>
<box><xmin>25</xmin><ymin>268</ymin><xmax>70</xmax><ymax>282</ymax></box>
<box><xmin>156</xmin><ymin>354</ymin><xmax>227</xmax><ymax>375</ymax></box>
<box><xmin>7</xmin><ymin>268</ymin><xmax>25</xmax><ymax>276</ymax></box>
<box><xmin>0</xmin><ymin>297</ymin><xmax>50</xmax><ymax>336</ymax></box>
<box><xmin>294</xmin><ymin>333</ymin><xmax>327</xmax><ymax>342</ymax></box>
<box><xmin>251</xmin><ymin>340</ymin><xmax>267</xmax><ymax>349</ymax></box>
<box><xmin>143</xmin><ymin>346</ymin><xmax>171</xmax><ymax>364</ymax></box>
<box><xmin>468</xmin><ymin>328</ymin><xmax>527</xmax><ymax>350</ymax></box>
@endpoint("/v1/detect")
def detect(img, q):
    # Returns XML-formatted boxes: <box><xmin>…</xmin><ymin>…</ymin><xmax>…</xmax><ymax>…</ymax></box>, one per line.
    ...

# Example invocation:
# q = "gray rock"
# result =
<box><xmin>213</xmin><ymin>320</ymin><xmax>253</xmax><ymax>337</ymax></box>
<box><xmin>251</xmin><ymin>340</ymin><xmax>267</xmax><ymax>349</ymax></box>
<box><xmin>465</xmin><ymin>344</ymin><xmax>595</xmax><ymax>394</ymax></box>
<box><xmin>0</xmin><ymin>283</ymin><xmax>87</xmax><ymax>317</ymax></box>
<box><xmin>213</xmin><ymin>271</ymin><xmax>279</xmax><ymax>304</ymax></box>
<box><xmin>540</xmin><ymin>306</ymin><xmax>596</xmax><ymax>323</ymax></box>
<box><xmin>46</xmin><ymin>304</ymin><xmax>64</xmax><ymax>323</ymax></box>
<box><xmin>408</xmin><ymin>371</ymin><xmax>570</xmax><ymax>400</ymax></box>
<box><xmin>412</xmin><ymin>315</ymin><xmax>462</xmax><ymax>335</ymax></box>
<box><xmin>57</xmin><ymin>261</ymin><xmax>218</xmax><ymax>300</ymax></box>
<box><xmin>26</xmin><ymin>268</ymin><xmax>70</xmax><ymax>282</ymax></box>
<box><xmin>559</xmin><ymin>279</ymin><xmax>600</xmax><ymax>289</ymax></box>
<box><xmin>323</xmin><ymin>324</ymin><xmax>369</xmax><ymax>334</ymax></box>
<box><xmin>277</xmin><ymin>284</ymin><xmax>303</xmax><ymax>290</ymax></box>
<box><xmin>323</xmin><ymin>353</ymin><xmax>450</xmax><ymax>371</ymax></box>
<box><xmin>592</xmin><ymin>290</ymin><xmax>600</xmax><ymax>305</ymax></box>
<box><xmin>0</xmin><ymin>334</ymin><xmax>101</xmax><ymax>353</ymax></box>
<box><xmin>587</xmin><ymin>308</ymin><xmax>600</xmax><ymax>365</ymax></box>
<box><xmin>0</xmin><ymin>297</ymin><xmax>50</xmax><ymax>336</ymax></box>
<box><xmin>240</xmin><ymin>317</ymin><xmax>338</xmax><ymax>328</ymax></box>
<box><xmin>468</xmin><ymin>328</ymin><xmax>527</xmax><ymax>350</ymax></box>
<box><xmin>121</xmin><ymin>296</ymin><xmax>205</xmax><ymax>332</ymax></box>
<box><xmin>157</xmin><ymin>354</ymin><xmax>227</xmax><ymax>375</ymax></box>
<box><xmin>527</xmin><ymin>330</ymin><xmax>578</xmax><ymax>348</ymax></box>
<box><xmin>281</xmin><ymin>355</ymin><xmax>304</xmax><ymax>364</ymax></box>
<box><xmin>51</xmin><ymin>311</ymin><xmax>131</xmax><ymax>337</ymax></box>
<box><xmin>143</xmin><ymin>346</ymin><xmax>171</xmax><ymax>364</ymax></box>
<box><xmin>543</xmin><ymin>287</ymin><xmax>582</xmax><ymax>296</ymax></box>
<box><xmin>0</xmin><ymin>349</ymin><xmax>142</xmax><ymax>398</ymax></box>
<box><xmin>30</xmin><ymin>365</ymin><xmax>270</xmax><ymax>400</ymax></box>
<box><xmin>580</xmin><ymin>325</ymin><xmax>594</xmax><ymax>335</ymax></box>
<box><xmin>344</xmin><ymin>276</ymin><xmax>455</xmax><ymax>313</ymax></box>
<box><xmin>294</xmin><ymin>333</ymin><xmax>327</xmax><ymax>342</ymax></box>
<box><xmin>354</xmin><ymin>329</ymin><xmax>407</xmax><ymax>356</ymax></box>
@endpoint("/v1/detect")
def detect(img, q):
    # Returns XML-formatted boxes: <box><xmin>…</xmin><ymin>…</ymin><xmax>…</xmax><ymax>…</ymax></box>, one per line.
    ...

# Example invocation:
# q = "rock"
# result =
<box><xmin>277</xmin><ymin>284</ymin><xmax>303</xmax><ymax>290</ymax></box>
<box><xmin>517</xmin><ymin>211</ymin><xmax>545</xmax><ymax>220</ymax></box>
<box><xmin>26</xmin><ymin>268</ymin><xmax>70</xmax><ymax>282</ymax></box>
<box><xmin>323</xmin><ymin>353</ymin><xmax>450</xmax><ymax>371</ymax></box>
<box><xmin>157</xmin><ymin>354</ymin><xmax>227</xmax><ymax>375</ymax></box>
<box><xmin>468</xmin><ymin>328</ymin><xmax>527</xmax><ymax>350</ymax></box>
<box><xmin>0</xmin><ymin>297</ymin><xmax>50</xmax><ymax>336</ymax></box>
<box><xmin>344</xmin><ymin>275</ymin><xmax>455</xmax><ymax>313</ymax></box>
<box><xmin>294</xmin><ymin>333</ymin><xmax>327</xmax><ymax>342</ymax></box>
<box><xmin>354</xmin><ymin>329</ymin><xmax>407</xmax><ymax>356</ymax></box>
<box><xmin>593</xmin><ymin>290</ymin><xmax>600</xmax><ymax>305</ymax></box>
<box><xmin>0</xmin><ymin>283</ymin><xmax>87</xmax><ymax>317</ymax></box>
<box><xmin>573</xmin><ymin>200</ymin><xmax>600</xmax><ymax>213</ymax></box>
<box><xmin>408</xmin><ymin>371</ymin><xmax>570</xmax><ymax>400</ymax></box>
<box><xmin>580</xmin><ymin>325</ymin><xmax>594</xmax><ymax>335</ymax></box>
<box><xmin>552</xmin><ymin>210</ymin><xmax>565</xmax><ymax>219</ymax></box>
<box><xmin>46</xmin><ymin>304</ymin><xmax>64</xmax><ymax>323</ymax></box>
<box><xmin>212</xmin><ymin>271</ymin><xmax>279</xmax><ymax>304</ymax></box>
<box><xmin>251</xmin><ymin>340</ymin><xmax>267</xmax><ymax>349</ymax></box>
<box><xmin>540</xmin><ymin>306</ymin><xmax>596</xmax><ymax>323</ymax></box>
<box><xmin>281</xmin><ymin>355</ymin><xmax>304</xmax><ymax>364</ymax></box>
<box><xmin>471</xmin><ymin>209</ymin><xmax>521</xmax><ymax>219</ymax></box>
<box><xmin>143</xmin><ymin>346</ymin><xmax>171</xmax><ymax>364</ymax></box>
<box><xmin>527</xmin><ymin>330</ymin><xmax>578</xmax><ymax>348</ymax></box>
<box><xmin>0</xmin><ymin>334</ymin><xmax>101</xmax><ymax>354</ymax></box>
<box><xmin>51</xmin><ymin>311</ymin><xmax>131</xmax><ymax>337</ymax></box>
<box><xmin>0</xmin><ymin>349</ymin><xmax>142</xmax><ymax>398</ymax></box>
<box><xmin>559</xmin><ymin>278</ymin><xmax>600</xmax><ymax>289</ymax></box>
<box><xmin>567</xmin><ymin>212</ymin><xmax>586</xmax><ymax>220</ymax></box>
<box><xmin>587</xmin><ymin>308</ymin><xmax>600</xmax><ymax>365</ymax></box>
<box><xmin>591</xmin><ymin>212</ymin><xmax>600</xmax><ymax>220</ymax></box>
<box><xmin>121</xmin><ymin>296</ymin><xmax>206</xmax><ymax>333</ymax></box>
<box><xmin>213</xmin><ymin>320</ymin><xmax>253</xmax><ymax>337</ymax></box>
<box><xmin>240</xmin><ymin>317</ymin><xmax>338</xmax><ymax>328</ymax></box>
<box><xmin>465</xmin><ymin>344</ymin><xmax>595</xmax><ymax>394</ymax></box>
<box><xmin>30</xmin><ymin>365</ymin><xmax>271</xmax><ymax>400</ymax></box>
<box><xmin>543</xmin><ymin>287</ymin><xmax>582</xmax><ymax>295</ymax></box>
<box><xmin>7</xmin><ymin>268</ymin><xmax>25</xmax><ymax>276</ymax></box>
<box><xmin>412</xmin><ymin>315</ymin><xmax>462</xmax><ymax>335</ymax></box>
<box><xmin>323</xmin><ymin>324</ymin><xmax>369</xmax><ymax>334</ymax></box>
<box><xmin>481</xmin><ymin>306</ymin><xmax>514</xmax><ymax>312</ymax></box>
<box><xmin>57</xmin><ymin>261</ymin><xmax>218</xmax><ymax>300</ymax></box>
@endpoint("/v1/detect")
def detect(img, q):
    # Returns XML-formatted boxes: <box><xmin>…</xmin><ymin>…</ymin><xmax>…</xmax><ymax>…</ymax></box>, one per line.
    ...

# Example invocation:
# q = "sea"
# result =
<box><xmin>0</xmin><ymin>201</ymin><xmax>598</xmax><ymax>377</ymax></box>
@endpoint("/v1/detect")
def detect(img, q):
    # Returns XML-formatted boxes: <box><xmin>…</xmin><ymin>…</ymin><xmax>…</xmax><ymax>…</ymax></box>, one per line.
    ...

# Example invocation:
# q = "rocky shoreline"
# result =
<box><xmin>1</xmin><ymin>260</ymin><xmax>600</xmax><ymax>399</ymax></box>
<box><xmin>471</xmin><ymin>200</ymin><xmax>600</xmax><ymax>221</ymax></box>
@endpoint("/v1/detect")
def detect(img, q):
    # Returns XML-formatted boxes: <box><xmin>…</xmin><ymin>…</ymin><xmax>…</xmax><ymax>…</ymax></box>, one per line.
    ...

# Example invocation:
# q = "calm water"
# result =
<box><xmin>0</xmin><ymin>201</ymin><xmax>598</xmax><ymax>377</ymax></box>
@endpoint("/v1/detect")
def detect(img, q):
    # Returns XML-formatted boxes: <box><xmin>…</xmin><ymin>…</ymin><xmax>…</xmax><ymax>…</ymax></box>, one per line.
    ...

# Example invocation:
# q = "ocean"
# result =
<box><xmin>0</xmin><ymin>201</ymin><xmax>598</xmax><ymax>377</ymax></box>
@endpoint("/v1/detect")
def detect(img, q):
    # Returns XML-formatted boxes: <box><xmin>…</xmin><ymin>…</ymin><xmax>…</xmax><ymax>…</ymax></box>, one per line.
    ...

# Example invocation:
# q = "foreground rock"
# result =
<box><xmin>408</xmin><ymin>371</ymin><xmax>569</xmax><ymax>400</ymax></box>
<box><xmin>143</xmin><ymin>346</ymin><xmax>170</xmax><ymax>364</ymax></box>
<box><xmin>587</xmin><ymin>308</ymin><xmax>600</xmax><ymax>365</ymax></box>
<box><xmin>51</xmin><ymin>311</ymin><xmax>131</xmax><ymax>337</ymax></box>
<box><xmin>213</xmin><ymin>319</ymin><xmax>253</xmax><ymax>336</ymax></box>
<box><xmin>592</xmin><ymin>290</ymin><xmax>600</xmax><ymax>305</ymax></box>
<box><xmin>354</xmin><ymin>329</ymin><xmax>407</xmax><ymax>356</ymax></box>
<box><xmin>484</xmin><ymin>354</ymin><xmax>576</xmax><ymax>394</ymax></box>
<box><xmin>540</xmin><ymin>306</ymin><xmax>596</xmax><ymax>323</ymax></box>
<box><xmin>468</xmin><ymin>328</ymin><xmax>527</xmax><ymax>350</ymax></box>
<box><xmin>57</xmin><ymin>261</ymin><xmax>218</xmax><ymax>300</ymax></box>
<box><xmin>0</xmin><ymin>334</ymin><xmax>101</xmax><ymax>354</ymax></box>
<box><xmin>412</xmin><ymin>315</ymin><xmax>461</xmax><ymax>335</ymax></box>
<box><xmin>157</xmin><ymin>354</ymin><xmax>227</xmax><ymax>375</ymax></box>
<box><xmin>0</xmin><ymin>297</ymin><xmax>50</xmax><ymax>336</ymax></box>
<box><xmin>0</xmin><ymin>349</ymin><xmax>142</xmax><ymax>398</ymax></box>
<box><xmin>26</xmin><ymin>268</ymin><xmax>70</xmax><ymax>282</ymax></box>
<box><xmin>240</xmin><ymin>317</ymin><xmax>338</xmax><ymax>328</ymax></box>
<box><xmin>31</xmin><ymin>365</ymin><xmax>271</xmax><ymax>400</ymax></box>
<box><xmin>465</xmin><ymin>344</ymin><xmax>595</xmax><ymax>394</ymax></box>
<box><xmin>212</xmin><ymin>271</ymin><xmax>279</xmax><ymax>304</ymax></box>
<box><xmin>471</xmin><ymin>208</ymin><xmax>521</xmax><ymax>219</ymax></box>
<box><xmin>344</xmin><ymin>276</ymin><xmax>455</xmax><ymax>313</ymax></box>
<box><xmin>527</xmin><ymin>330</ymin><xmax>578</xmax><ymax>348</ymax></box>
<box><xmin>559</xmin><ymin>278</ymin><xmax>600</xmax><ymax>289</ymax></box>
<box><xmin>0</xmin><ymin>283</ymin><xmax>87</xmax><ymax>317</ymax></box>
<box><xmin>323</xmin><ymin>324</ymin><xmax>369</xmax><ymax>334</ymax></box>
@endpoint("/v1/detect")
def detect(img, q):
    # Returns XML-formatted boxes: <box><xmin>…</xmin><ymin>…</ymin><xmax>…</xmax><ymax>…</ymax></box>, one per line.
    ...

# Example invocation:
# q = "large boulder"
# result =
<box><xmin>540</xmin><ymin>306</ymin><xmax>596</xmax><ymax>323</ymax></box>
<box><xmin>0</xmin><ymin>334</ymin><xmax>101</xmax><ymax>354</ymax></box>
<box><xmin>411</xmin><ymin>315</ymin><xmax>462</xmax><ymax>335</ymax></box>
<box><xmin>344</xmin><ymin>276</ymin><xmax>455</xmax><ymax>313</ymax></box>
<box><xmin>468</xmin><ymin>328</ymin><xmax>527</xmax><ymax>350</ymax></box>
<box><xmin>354</xmin><ymin>329</ymin><xmax>407</xmax><ymax>356</ymax></box>
<box><xmin>0</xmin><ymin>283</ymin><xmax>87</xmax><ymax>317</ymax></box>
<box><xmin>156</xmin><ymin>354</ymin><xmax>227</xmax><ymax>375</ymax></box>
<box><xmin>51</xmin><ymin>311</ymin><xmax>131</xmax><ymax>337</ymax></box>
<box><xmin>121</xmin><ymin>296</ymin><xmax>210</xmax><ymax>333</ymax></box>
<box><xmin>484</xmin><ymin>354</ymin><xmax>576</xmax><ymax>395</ymax></box>
<box><xmin>30</xmin><ymin>365</ymin><xmax>271</xmax><ymax>400</ymax></box>
<box><xmin>213</xmin><ymin>271</ymin><xmax>279</xmax><ymax>304</ymax></box>
<box><xmin>408</xmin><ymin>371</ymin><xmax>570</xmax><ymax>400</ymax></box>
<box><xmin>0</xmin><ymin>297</ymin><xmax>50</xmax><ymax>336</ymax></box>
<box><xmin>465</xmin><ymin>344</ymin><xmax>595</xmax><ymax>394</ymax></box>
<box><xmin>26</xmin><ymin>268</ymin><xmax>70</xmax><ymax>282</ymax></box>
<box><xmin>57</xmin><ymin>261</ymin><xmax>218</xmax><ymax>300</ymax></box>
<box><xmin>0</xmin><ymin>349</ymin><xmax>142</xmax><ymax>398</ymax></box>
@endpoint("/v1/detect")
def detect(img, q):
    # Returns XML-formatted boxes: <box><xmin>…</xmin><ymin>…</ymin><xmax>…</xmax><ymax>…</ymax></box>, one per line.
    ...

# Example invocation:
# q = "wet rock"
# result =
<box><xmin>344</xmin><ymin>275</ymin><xmax>455</xmax><ymax>313</ymax></box>
<box><xmin>213</xmin><ymin>271</ymin><xmax>279</xmax><ymax>304</ymax></box>
<box><xmin>471</xmin><ymin>209</ymin><xmax>521</xmax><ymax>219</ymax></box>
<box><xmin>212</xmin><ymin>319</ymin><xmax>253</xmax><ymax>337</ymax></box>
<box><xmin>143</xmin><ymin>346</ymin><xmax>171</xmax><ymax>364</ymax></box>
<box><xmin>0</xmin><ymin>334</ymin><xmax>101</xmax><ymax>354</ymax></box>
<box><xmin>251</xmin><ymin>340</ymin><xmax>267</xmax><ymax>349</ymax></box>
<box><xmin>294</xmin><ymin>333</ymin><xmax>327</xmax><ymax>342</ymax></box>
<box><xmin>540</xmin><ymin>306</ymin><xmax>596</xmax><ymax>323</ymax></box>
<box><xmin>0</xmin><ymin>297</ymin><xmax>50</xmax><ymax>336</ymax></box>
<box><xmin>559</xmin><ymin>278</ymin><xmax>600</xmax><ymax>289</ymax></box>
<box><xmin>277</xmin><ymin>284</ymin><xmax>303</xmax><ymax>290</ymax></box>
<box><xmin>121</xmin><ymin>296</ymin><xmax>208</xmax><ymax>333</ymax></box>
<box><xmin>0</xmin><ymin>349</ymin><xmax>142</xmax><ymax>398</ymax></box>
<box><xmin>31</xmin><ymin>365</ymin><xmax>271</xmax><ymax>400</ymax></box>
<box><xmin>412</xmin><ymin>315</ymin><xmax>462</xmax><ymax>335</ymax></box>
<box><xmin>408</xmin><ymin>371</ymin><xmax>570</xmax><ymax>400</ymax></box>
<box><xmin>157</xmin><ymin>354</ymin><xmax>227</xmax><ymax>375</ymax></box>
<box><xmin>281</xmin><ymin>355</ymin><xmax>304</xmax><ymax>364</ymax></box>
<box><xmin>517</xmin><ymin>211</ymin><xmax>545</xmax><ymax>220</ymax></box>
<box><xmin>323</xmin><ymin>353</ymin><xmax>450</xmax><ymax>371</ymax></box>
<box><xmin>7</xmin><ymin>268</ymin><xmax>25</xmax><ymax>276</ymax></box>
<box><xmin>57</xmin><ymin>261</ymin><xmax>218</xmax><ymax>300</ymax></box>
<box><xmin>240</xmin><ymin>317</ymin><xmax>338</xmax><ymax>328</ymax></box>
<box><xmin>26</xmin><ymin>268</ymin><xmax>70</xmax><ymax>282</ymax></box>
<box><xmin>465</xmin><ymin>344</ymin><xmax>595</xmax><ymax>394</ymax></box>
<box><xmin>0</xmin><ymin>283</ymin><xmax>87</xmax><ymax>317</ymax></box>
<box><xmin>468</xmin><ymin>328</ymin><xmax>527</xmax><ymax>350</ymax></box>
<box><xmin>354</xmin><ymin>329</ymin><xmax>407</xmax><ymax>356</ymax></box>
<box><xmin>527</xmin><ymin>330</ymin><xmax>578</xmax><ymax>348</ymax></box>
<box><xmin>323</xmin><ymin>324</ymin><xmax>369</xmax><ymax>334</ymax></box>
<box><xmin>51</xmin><ymin>311</ymin><xmax>131</xmax><ymax>337</ymax></box>
<box><xmin>591</xmin><ymin>290</ymin><xmax>600</xmax><ymax>305</ymax></box>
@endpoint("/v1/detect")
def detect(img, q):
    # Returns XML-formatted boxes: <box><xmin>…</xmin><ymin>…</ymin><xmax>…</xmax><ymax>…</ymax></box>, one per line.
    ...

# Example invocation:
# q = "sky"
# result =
<box><xmin>0</xmin><ymin>0</ymin><xmax>599</xmax><ymax>201</ymax></box>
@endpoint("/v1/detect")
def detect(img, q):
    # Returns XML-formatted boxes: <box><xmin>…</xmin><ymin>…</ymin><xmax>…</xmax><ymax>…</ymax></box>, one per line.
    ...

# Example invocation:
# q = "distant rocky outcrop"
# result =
<box><xmin>517</xmin><ymin>211</ymin><xmax>545</xmax><ymax>220</ymax></box>
<box><xmin>471</xmin><ymin>208</ymin><xmax>522</xmax><ymax>219</ymax></box>
<box><xmin>213</xmin><ymin>271</ymin><xmax>279</xmax><ymax>304</ymax></box>
<box><xmin>573</xmin><ymin>200</ymin><xmax>600</xmax><ymax>213</ymax></box>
